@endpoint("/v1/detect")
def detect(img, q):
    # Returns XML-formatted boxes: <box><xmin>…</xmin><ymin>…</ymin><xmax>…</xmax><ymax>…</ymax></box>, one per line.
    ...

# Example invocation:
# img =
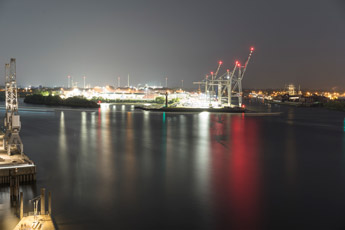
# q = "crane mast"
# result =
<box><xmin>193</xmin><ymin>47</ymin><xmax>254</xmax><ymax>108</ymax></box>
<box><xmin>4</xmin><ymin>58</ymin><xmax>23</xmax><ymax>155</ymax></box>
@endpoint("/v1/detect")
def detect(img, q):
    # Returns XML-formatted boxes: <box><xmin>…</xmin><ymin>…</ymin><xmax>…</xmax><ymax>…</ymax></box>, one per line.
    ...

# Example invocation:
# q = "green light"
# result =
<box><xmin>163</xmin><ymin>112</ymin><xmax>166</xmax><ymax>123</ymax></box>
<box><xmin>344</xmin><ymin>118</ymin><xmax>345</xmax><ymax>132</ymax></box>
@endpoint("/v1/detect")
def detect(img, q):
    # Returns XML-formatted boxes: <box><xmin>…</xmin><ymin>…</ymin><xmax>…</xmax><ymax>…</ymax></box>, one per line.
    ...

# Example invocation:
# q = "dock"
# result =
<box><xmin>13</xmin><ymin>215</ymin><xmax>55</xmax><ymax>230</ymax></box>
<box><xmin>0</xmin><ymin>135</ymin><xmax>36</xmax><ymax>185</ymax></box>
<box><xmin>12</xmin><ymin>188</ymin><xmax>56</xmax><ymax>230</ymax></box>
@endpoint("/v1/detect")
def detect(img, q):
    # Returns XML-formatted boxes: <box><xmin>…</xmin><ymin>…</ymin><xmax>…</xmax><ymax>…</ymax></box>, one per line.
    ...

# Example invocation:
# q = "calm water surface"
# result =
<box><xmin>1</xmin><ymin>102</ymin><xmax>345</xmax><ymax>229</ymax></box>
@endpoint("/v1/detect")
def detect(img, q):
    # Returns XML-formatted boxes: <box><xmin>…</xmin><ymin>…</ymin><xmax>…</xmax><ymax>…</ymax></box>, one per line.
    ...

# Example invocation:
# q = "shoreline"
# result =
<box><xmin>135</xmin><ymin>106</ymin><xmax>246</xmax><ymax>113</ymax></box>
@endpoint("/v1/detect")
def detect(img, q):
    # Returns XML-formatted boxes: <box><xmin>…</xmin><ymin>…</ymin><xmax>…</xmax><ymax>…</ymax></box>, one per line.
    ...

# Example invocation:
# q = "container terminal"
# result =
<box><xmin>137</xmin><ymin>47</ymin><xmax>254</xmax><ymax>113</ymax></box>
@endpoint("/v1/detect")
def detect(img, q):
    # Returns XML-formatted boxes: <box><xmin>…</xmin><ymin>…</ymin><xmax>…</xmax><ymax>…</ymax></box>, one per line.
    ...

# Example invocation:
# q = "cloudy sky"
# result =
<box><xmin>0</xmin><ymin>0</ymin><xmax>344</xmax><ymax>89</ymax></box>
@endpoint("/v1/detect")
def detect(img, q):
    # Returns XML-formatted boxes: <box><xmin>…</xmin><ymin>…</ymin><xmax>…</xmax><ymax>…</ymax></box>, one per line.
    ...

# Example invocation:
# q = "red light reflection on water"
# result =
<box><xmin>210</xmin><ymin>114</ymin><xmax>232</xmax><ymax>227</ymax></box>
<box><xmin>230</xmin><ymin>115</ymin><xmax>260</xmax><ymax>229</ymax></box>
<box><xmin>211</xmin><ymin>115</ymin><xmax>261</xmax><ymax>229</ymax></box>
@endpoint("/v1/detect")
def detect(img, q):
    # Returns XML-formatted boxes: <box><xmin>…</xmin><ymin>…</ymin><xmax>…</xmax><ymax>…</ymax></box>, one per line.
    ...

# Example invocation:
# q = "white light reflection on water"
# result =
<box><xmin>285</xmin><ymin>110</ymin><xmax>297</xmax><ymax>187</ymax></box>
<box><xmin>166</xmin><ymin>113</ymin><xmax>172</xmax><ymax>172</ymax></box>
<box><xmin>142</xmin><ymin>111</ymin><xmax>152</xmax><ymax>167</ymax></box>
<box><xmin>162</xmin><ymin>112</ymin><xmax>172</xmax><ymax>181</ymax></box>
<box><xmin>124</xmin><ymin>111</ymin><xmax>137</xmax><ymax>204</ymax></box>
<box><xmin>178</xmin><ymin>115</ymin><xmax>187</xmax><ymax>155</ymax></box>
<box><xmin>90</xmin><ymin>111</ymin><xmax>96</xmax><ymax>150</ymax></box>
<box><xmin>343</xmin><ymin>118</ymin><xmax>345</xmax><ymax>163</ymax></box>
<box><xmin>195</xmin><ymin>112</ymin><xmax>211</xmax><ymax>199</ymax></box>
<box><xmin>58</xmin><ymin>111</ymin><xmax>68</xmax><ymax>175</ymax></box>
<box><xmin>97</xmin><ymin>105</ymin><xmax>114</xmax><ymax>206</ymax></box>
<box><xmin>80</xmin><ymin>112</ymin><xmax>88</xmax><ymax>156</ymax></box>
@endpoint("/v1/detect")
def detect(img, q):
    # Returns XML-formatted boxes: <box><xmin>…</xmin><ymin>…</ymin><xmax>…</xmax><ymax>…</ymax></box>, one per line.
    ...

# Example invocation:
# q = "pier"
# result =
<box><xmin>13</xmin><ymin>189</ymin><xmax>55</xmax><ymax>230</ymax></box>
<box><xmin>0</xmin><ymin>149</ymin><xmax>36</xmax><ymax>185</ymax></box>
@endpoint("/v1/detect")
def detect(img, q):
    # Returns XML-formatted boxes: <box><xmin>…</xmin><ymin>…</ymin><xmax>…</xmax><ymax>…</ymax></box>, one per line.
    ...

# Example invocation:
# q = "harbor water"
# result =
<box><xmin>1</xmin><ymin>102</ymin><xmax>345</xmax><ymax>229</ymax></box>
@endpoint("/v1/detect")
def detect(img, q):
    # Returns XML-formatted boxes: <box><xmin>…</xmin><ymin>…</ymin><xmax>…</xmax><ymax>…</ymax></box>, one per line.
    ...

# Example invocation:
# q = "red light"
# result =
<box><xmin>250</xmin><ymin>47</ymin><xmax>254</xmax><ymax>51</ymax></box>
<box><xmin>241</xmin><ymin>104</ymin><xmax>246</xmax><ymax>108</ymax></box>
<box><xmin>210</xmin><ymin>72</ymin><xmax>214</xmax><ymax>75</ymax></box>
<box><xmin>98</xmin><ymin>100</ymin><xmax>101</xmax><ymax>104</ymax></box>
<box><xmin>237</xmin><ymin>63</ymin><xmax>241</xmax><ymax>67</ymax></box>
<box><xmin>219</xmin><ymin>61</ymin><xmax>223</xmax><ymax>65</ymax></box>
<box><xmin>235</xmin><ymin>61</ymin><xmax>238</xmax><ymax>64</ymax></box>
<box><xmin>227</xmin><ymin>69</ymin><xmax>229</xmax><ymax>72</ymax></box>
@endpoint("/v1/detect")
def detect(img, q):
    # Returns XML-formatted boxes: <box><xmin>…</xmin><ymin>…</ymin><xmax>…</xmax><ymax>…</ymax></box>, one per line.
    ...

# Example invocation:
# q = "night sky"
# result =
<box><xmin>0</xmin><ymin>0</ymin><xmax>344</xmax><ymax>90</ymax></box>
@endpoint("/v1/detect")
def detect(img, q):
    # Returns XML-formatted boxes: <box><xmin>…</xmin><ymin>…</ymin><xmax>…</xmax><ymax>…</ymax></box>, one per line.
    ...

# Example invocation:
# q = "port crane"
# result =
<box><xmin>3</xmin><ymin>58</ymin><xmax>23</xmax><ymax>155</ymax></box>
<box><xmin>193</xmin><ymin>47</ymin><xmax>254</xmax><ymax>107</ymax></box>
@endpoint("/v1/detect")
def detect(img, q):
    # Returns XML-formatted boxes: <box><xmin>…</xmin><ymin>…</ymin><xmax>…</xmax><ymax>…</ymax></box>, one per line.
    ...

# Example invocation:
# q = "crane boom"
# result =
<box><xmin>214</xmin><ymin>61</ymin><xmax>222</xmax><ymax>79</ymax></box>
<box><xmin>241</xmin><ymin>47</ymin><xmax>254</xmax><ymax>79</ymax></box>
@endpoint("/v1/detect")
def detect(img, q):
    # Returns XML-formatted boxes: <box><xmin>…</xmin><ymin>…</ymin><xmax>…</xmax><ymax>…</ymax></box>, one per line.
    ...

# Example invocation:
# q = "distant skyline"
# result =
<box><xmin>0</xmin><ymin>0</ymin><xmax>344</xmax><ymax>90</ymax></box>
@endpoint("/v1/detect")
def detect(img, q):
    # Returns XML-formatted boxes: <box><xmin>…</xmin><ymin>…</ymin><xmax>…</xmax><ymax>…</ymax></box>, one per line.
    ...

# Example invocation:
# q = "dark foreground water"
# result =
<box><xmin>1</xmin><ymin>102</ymin><xmax>345</xmax><ymax>229</ymax></box>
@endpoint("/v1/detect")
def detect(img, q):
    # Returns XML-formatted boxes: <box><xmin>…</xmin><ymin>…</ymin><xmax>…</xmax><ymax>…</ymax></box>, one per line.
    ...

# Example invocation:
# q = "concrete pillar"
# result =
<box><xmin>48</xmin><ymin>191</ymin><xmax>51</xmax><ymax>216</ymax></box>
<box><xmin>40</xmin><ymin>188</ymin><xmax>45</xmax><ymax>214</ymax></box>
<box><xmin>20</xmin><ymin>192</ymin><xmax>23</xmax><ymax>219</ymax></box>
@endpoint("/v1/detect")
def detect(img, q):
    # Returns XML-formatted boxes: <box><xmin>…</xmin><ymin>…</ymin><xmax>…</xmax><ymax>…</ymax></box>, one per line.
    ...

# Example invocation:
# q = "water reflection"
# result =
<box><xmin>161</xmin><ymin>112</ymin><xmax>167</xmax><ymax>170</ymax></box>
<box><xmin>141</xmin><ymin>111</ymin><xmax>152</xmax><ymax>166</ymax></box>
<box><xmin>142</xmin><ymin>111</ymin><xmax>151</xmax><ymax>150</ymax></box>
<box><xmin>194</xmin><ymin>112</ymin><xmax>211</xmax><ymax>208</ymax></box>
<box><xmin>0</xmin><ymin>187</ymin><xmax>19</xmax><ymax>229</ymax></box>
<box><xmin>285</xmin><ymin>122</ymin><xmax>297</xmax><ymax>187</ymax></box>
<box><xmin>287</xmin><ymin>108</ymin><xmax>294</xmax><ymax>125</ymax></box>
<box><xmin>0</xmin><ymin>185</ymin><xmax>36</xmax><ymax>230</ymax></box>
<box><xmin>98</xmin><ymin>105</ymin><xmax>114</xmax><ymax>206</ymax></box>
<box><xmin>80</xmin><ymin>112</ymin><xmax>88</xmax><ymax>156</ymax></box>
<box><xmin>6</xmin><ymin>104</ymin><xmax>344</xmax><ymax>229</ymax></box>
<box><xmin>209</xmin><ymin>114</ymin><xmax>261</xmax><ymax>229</ymax></box>
<box><xmin>229</xmin><ymin>115</ymin><xmax>261</xmax><ymax>229</ymax></box>
<box><xmin>343</xmin><ymin>118</ymin><xmax>345</xmax><ymax>162</ymax></box>
<box><xmin>126</xmin><ymin>112</ymin><xmax>134</xmax><ymax>157</ymax></box>
<box><xmin>58</xmin><ymin>111</ymin><xmax>68</xmax><ymax>175</ymax></box>
<box><xmin>124</xmin><ymin>111</ymin><xmax>136</xmax><ymax>204</ymax></box>
<box><xmin>178</xmin><ymin>115</ymin><xmax>187</xmax><ymax>155</ymax></box>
